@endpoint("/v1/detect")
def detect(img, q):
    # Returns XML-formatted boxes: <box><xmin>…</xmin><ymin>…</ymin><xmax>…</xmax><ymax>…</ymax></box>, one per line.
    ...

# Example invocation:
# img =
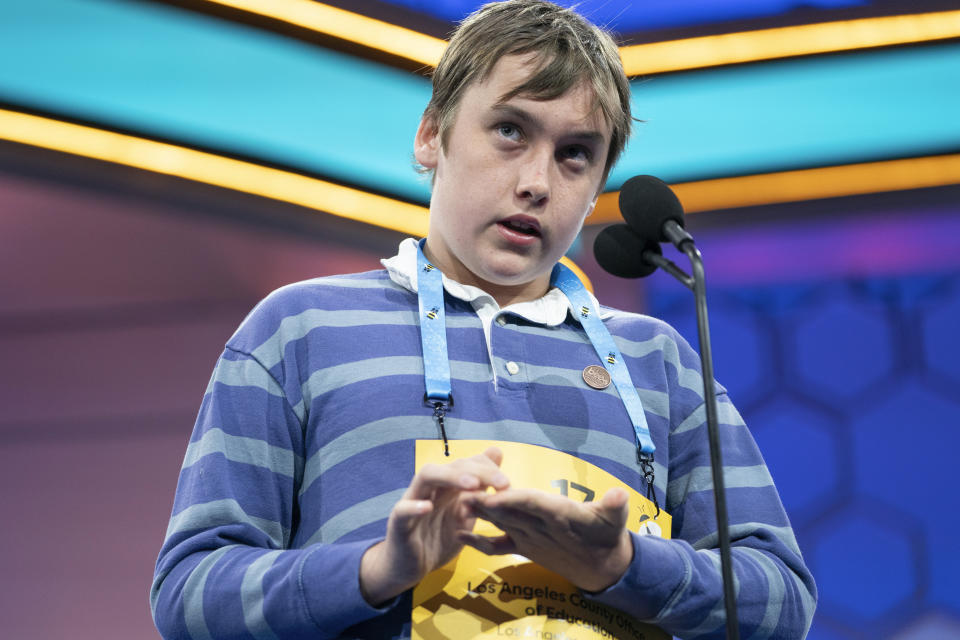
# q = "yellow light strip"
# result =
<box><xmin>196</xmin><ymin>2</ymin><xmax>960</xmax><ymax>73</ymax></box>
<box><xmin>7</xmin><ymin>108</ymin><xmax>959</xmax><ymax>290</ymax></box>
<box><xmin>0</xmin><ymin>109</ymin><xmax>431</xmax><ymax>236</ymax></box>
<box><xmin>591</xmin><ymin>154</ymin><xmax>960</xmax><ymax>222</ymax></box>
<box><xmin>203</xmin><ymin>0</ymin><xmax>447</xmax><ymax>67</ymax></box>
<box><xmin>6</xmin><ymin>108</ymin><xmax>959</xmax><ymax>229</ymax></box>
<box><xmin>620</xmin><ymin>10</ymin><xmax>960</xmax><ymax>75</ymax></box>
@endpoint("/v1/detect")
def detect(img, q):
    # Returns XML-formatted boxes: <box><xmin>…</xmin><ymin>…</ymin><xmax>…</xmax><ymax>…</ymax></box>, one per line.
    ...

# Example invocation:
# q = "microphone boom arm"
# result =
<box><xmin>644</xmin><ymin>241</ymin><xmax>740</xmax><ymax>640</ymax></box>
<box><xmin>641</xmin><ymin>250</ymin><xmax>694</xmax><ymax>291</ymax></box>
<box><xmin>682</xmin><ymin>242</ymin><xmax>739</xmax><ymax>640</ymax></box>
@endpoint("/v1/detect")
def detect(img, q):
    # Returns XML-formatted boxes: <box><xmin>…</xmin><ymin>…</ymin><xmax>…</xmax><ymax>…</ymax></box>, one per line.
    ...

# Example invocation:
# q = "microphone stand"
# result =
<box><xmin>642</xmin><ymin>244</ymin><xmax>740</xmax><ymax>640</ymax></box>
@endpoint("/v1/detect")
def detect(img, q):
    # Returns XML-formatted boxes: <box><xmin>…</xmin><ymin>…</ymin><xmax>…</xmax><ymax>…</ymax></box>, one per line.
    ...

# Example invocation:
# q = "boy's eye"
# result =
<box><xmin>497</xmin><ymin>123</ymin><xmax>521</xmax><ymax>140</ymax></box>
<box><xmin>561</xmin><ymin>145</ymin><xmax>591</xmax><ymax>163</ymax></box>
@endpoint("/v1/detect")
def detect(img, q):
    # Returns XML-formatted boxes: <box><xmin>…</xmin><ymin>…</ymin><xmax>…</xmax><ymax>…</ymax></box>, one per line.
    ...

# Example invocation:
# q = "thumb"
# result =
<box><xmin>599</xmin><ymin>488</ymin><xmax>630</xmax><ymax>528</ymax></box>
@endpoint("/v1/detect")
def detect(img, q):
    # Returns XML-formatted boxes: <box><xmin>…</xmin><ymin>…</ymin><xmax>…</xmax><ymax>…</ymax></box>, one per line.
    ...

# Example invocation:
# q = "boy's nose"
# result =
<box><xmin>516</xmin><ymin>149</ymin><xmax>551</xmax><ymax>206</ymax></box>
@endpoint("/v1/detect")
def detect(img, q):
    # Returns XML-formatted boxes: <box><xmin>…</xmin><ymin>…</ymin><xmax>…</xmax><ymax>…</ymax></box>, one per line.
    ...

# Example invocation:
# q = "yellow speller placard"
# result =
<box><xmin>412</xmin><ymin>440</ymin><xmax>672</xmax><ymax>640</ymax></box>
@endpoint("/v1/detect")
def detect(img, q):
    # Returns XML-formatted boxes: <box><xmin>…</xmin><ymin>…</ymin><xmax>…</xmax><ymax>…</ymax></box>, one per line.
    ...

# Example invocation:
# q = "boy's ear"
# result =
<box><xmin>583</xmin><ymin>195</ymin><xmax>599</xmax><ymax>220</ymax></box>
<box><xmin>414</xmin><ymin>116</ymin><xmax>441</xmax><ymax>169</ymax></box>
<box><xmin>585</xmin><ymin>174</ymin><xmax>608</xmax><ymax>217</ymax></box>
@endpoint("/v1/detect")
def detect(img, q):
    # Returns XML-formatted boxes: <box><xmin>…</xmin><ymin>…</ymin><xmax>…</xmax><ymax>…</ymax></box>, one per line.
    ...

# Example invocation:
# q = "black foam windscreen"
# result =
<box><xmin>617</xmin><ymin>175</ymin><xmax>685</xmax><ymax>242</ymax></box>
<box><xmin>593</xmin><ymin>224</ymin><xmax>661</xmax><ymax>279</ymax></box>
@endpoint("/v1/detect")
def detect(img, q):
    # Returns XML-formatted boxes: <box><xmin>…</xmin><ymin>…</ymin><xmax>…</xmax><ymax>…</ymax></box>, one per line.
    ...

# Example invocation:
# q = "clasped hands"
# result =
<box><xmin>359</xmin><ymin>446</ymin><xmax>634</xmax><ymax>606</ymax></box>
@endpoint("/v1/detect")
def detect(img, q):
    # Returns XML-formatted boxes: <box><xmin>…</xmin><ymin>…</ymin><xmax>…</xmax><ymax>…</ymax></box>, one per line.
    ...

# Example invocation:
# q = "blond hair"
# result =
<box><xmin>422</xmin><ymin>0</ymin><xmax>632</xmax><ymax>180</ymax></box>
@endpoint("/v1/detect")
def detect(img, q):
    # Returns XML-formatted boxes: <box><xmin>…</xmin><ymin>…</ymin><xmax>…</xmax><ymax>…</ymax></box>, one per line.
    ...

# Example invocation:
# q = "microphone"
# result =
<box><xmin>595</xmin><ymin>175</ymin><xmax>740</xmax><ymax>640</ymax></box>
<box><xmin>593</xmin><ymin>175</ymin><xmax>691</xmax><ymax>279</ymax></box>
<box><xmin>618</xmin><ymin>175</ymin><xmax>694</xmax><ymax>250</ymax></box>
<box><xmin>593</xmin><ymin>224</ymin><xmax>661</xmax><ymax>279</ymax></box>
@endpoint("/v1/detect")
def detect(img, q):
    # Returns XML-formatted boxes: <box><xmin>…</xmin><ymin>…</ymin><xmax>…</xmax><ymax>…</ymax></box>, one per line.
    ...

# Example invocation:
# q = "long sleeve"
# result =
<box><xmin>150</xmin><ymin>347</ymin><xmax>394</xmax><ymax>639</ymax></box>
<box><xmin>587</xmin><ymin>391</ymin><xmax>817</xmax><ymax>639</ymax></box>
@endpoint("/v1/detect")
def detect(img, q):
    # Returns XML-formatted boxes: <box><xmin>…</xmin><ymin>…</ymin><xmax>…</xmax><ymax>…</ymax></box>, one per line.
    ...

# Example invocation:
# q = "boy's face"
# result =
<box><xmin>416</xmin><ymin>54</ymin><xmax>611</xmax><ymax>303</ymax></box>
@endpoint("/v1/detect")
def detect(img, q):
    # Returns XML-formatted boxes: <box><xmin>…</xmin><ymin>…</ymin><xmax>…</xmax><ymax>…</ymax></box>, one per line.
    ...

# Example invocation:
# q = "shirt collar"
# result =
<box><xmin>381</xmin><ymin>238</ymin><xmax>611</xmax><ymax>326</ymax></box>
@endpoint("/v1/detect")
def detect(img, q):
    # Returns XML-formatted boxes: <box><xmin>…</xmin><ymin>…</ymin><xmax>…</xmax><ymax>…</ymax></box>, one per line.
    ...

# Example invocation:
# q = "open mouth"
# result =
<box><xmin>498</xmin><ymin>219</ymin><xmax>541</xmax><ymax>236</ymax></box>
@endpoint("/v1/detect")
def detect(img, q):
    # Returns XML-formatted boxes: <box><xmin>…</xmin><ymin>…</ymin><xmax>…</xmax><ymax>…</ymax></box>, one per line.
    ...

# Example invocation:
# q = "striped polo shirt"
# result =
<box><xmin>151</xmin><ymin>240</ymin><xmax>816</xmax><ymax>639</ymax></box>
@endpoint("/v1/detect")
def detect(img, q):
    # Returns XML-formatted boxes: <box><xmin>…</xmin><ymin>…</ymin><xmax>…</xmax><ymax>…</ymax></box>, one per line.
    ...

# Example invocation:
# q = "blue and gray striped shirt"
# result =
<box><xmin>151</xmin><ymin>243</ymin><xmax>816</xmax><ymax>639</ymax></box>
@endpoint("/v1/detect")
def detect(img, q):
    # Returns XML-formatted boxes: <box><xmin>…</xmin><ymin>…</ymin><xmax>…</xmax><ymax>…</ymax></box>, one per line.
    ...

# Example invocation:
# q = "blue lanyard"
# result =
<box><xmin>415</xmin><ymin>240</ymin><xmax>656</xmax><ymax>460</ymax></box>
<box><xmin>551</xmin><ymin>262</ymin><xmax>655</xmax><ymax>456</ymax></box>
<box><xmin>417</xmin><ymin>241</ymin><xmax>454</xmax><ymax>455</ymax></box>
<box><xmin>417</xmin><ymin>240</ymin><xmax>453</xmax><ymax>405</ymax></box>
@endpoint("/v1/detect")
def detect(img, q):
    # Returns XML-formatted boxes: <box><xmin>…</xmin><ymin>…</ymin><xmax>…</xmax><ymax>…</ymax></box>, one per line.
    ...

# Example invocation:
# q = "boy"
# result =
<box><xmin>151</xmin><ymin>2</ymin><xmax>816</xmax><ymax>638</ymax></box>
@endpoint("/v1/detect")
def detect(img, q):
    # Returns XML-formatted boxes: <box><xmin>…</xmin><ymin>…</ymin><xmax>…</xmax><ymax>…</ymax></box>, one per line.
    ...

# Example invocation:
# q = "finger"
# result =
<box><xmin>473</xmin><ymin>488</ymin><xmax>569</xmax><ymax>518</ymax></box>
<box><xmin>467</xmin><ymin>493</ymin><xmax>552</xmax><ymax>533</ymax></box>
<box><xmin>601</xmin><ymin>487</ymin><xmax>628</xmax><ymax>508</ymax></box>
<box><xmin>482</xmin><ymin>446</ymin><xmax>504</xmax><ymax>468</ymax></box>
<box><xmin>404</xmin><ymin>463</ymin><xmax>477</xmax><ymax>499</ymax></box>
<box><xmin>389</xmin><ymin>499</ymin><xmax>433</xmax><ymax>533</ymax></box>
<box><xmin>468</xmin><ymin>450</ymin><xmax>509</xmax><ymax>490</ymax></box>
<box><xmin>597</xmin><ymin>488</ymin><xmax>630</xmax><ymax>528</ymax></box>
<box><xmin>454</xmin><ymin>448</ymin><xmax>508</xmax><ymax>490</ymax></box>
<box><xmin>406</xmin><ymin>458</ymin><xmax>509</xmax><ymax>499</ymax></box>
<box><xmin>458</xmin><ymin>531</ymin><xmax>518</xmax><ymax>556</ymax></box>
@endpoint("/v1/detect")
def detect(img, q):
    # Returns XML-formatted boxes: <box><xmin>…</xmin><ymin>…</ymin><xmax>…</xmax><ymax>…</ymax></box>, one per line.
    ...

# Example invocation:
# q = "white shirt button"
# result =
<box><xmin>505</xmin><ymin>361</ymin><xmax>520</xmax><ymax>375</ymax></box>
<box><xmin>496</xmin><ymin>316</ymin><xmax>507</xmax><ymax>326</ymax></box>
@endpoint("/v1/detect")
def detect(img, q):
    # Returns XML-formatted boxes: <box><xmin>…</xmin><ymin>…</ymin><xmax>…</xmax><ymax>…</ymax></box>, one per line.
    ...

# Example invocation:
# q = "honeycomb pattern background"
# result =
<box><xmin>646</xmin><ymin>270</ymin><xmax>960</xmax><ymax>639</ymax></box>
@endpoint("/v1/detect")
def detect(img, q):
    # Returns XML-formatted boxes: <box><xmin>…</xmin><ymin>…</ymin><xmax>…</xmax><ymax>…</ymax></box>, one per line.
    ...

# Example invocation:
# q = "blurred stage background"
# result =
<box><xmin>1</xmin><ymin>1</ymin><xmax>959</xmax><ymax>638</ymax></box>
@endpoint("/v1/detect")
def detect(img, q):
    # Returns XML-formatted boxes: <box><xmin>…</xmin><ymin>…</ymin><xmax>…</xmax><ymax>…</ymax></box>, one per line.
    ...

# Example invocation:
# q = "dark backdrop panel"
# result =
<box><xmin>636</xmin><ymin>191</ymin><xmax>960</xmax><ymax>639</ymax></box>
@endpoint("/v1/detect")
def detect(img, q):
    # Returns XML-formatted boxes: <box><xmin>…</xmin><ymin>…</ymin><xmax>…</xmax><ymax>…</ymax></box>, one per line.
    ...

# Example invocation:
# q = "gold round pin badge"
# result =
<box><xmin>582</xmin><ymin>365</ymin><xmax>611</xmax><ymax>390</ymax></box>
